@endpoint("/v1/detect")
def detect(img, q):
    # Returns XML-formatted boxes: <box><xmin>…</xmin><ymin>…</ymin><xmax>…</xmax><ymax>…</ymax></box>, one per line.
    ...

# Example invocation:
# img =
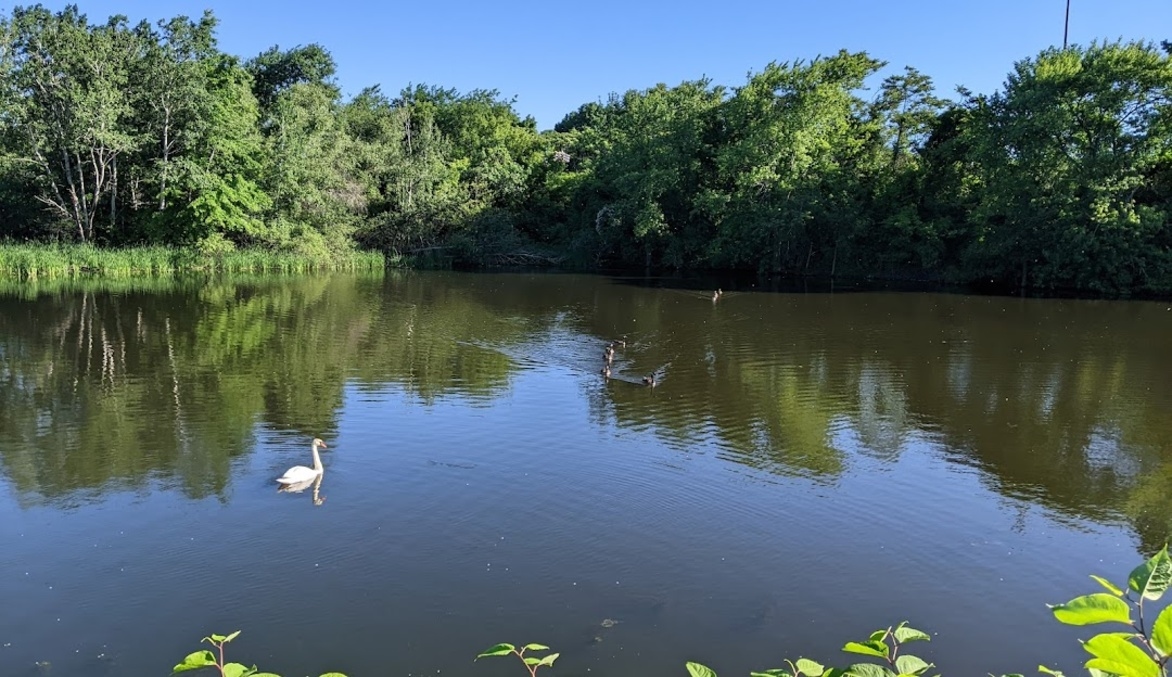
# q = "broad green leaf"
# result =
<box><xmin>750</xmin><ymin>670</ymin><xmax>791</xmax><ymax>677</ymax></box>
<box><xmin>869</xmin><ymin>630</ymin><xmax>889</xmax><ymax>642</ymax></box>
<box><xmin>687</xmin><ymin>661</ymin><xmax>719</xmax><ymax>677</ymax></box>
<box><xmin>846</xmin><ymin>663</ymin><xmax>894</xmax><ymax>677</ymax></box>
<box><xmin>843</xmin><ymin>641</ymin><xmax>889</xmax><ymax>659</ymax></box>
<box><xmin>892</xmin><ymin>625</ymin><xmax>930</xmax><ymax>644</ymax></box>
<box><xmin>524</xmin><ymin>657</ymin><xmax>541</xmax><ymax>666</ymax></box>
<box><xmin>173</xmin><ymin>650</ymin><xmax>217</xmax><ymax>673</ymax></box>
<box><xmin>209</xmin><ymin>634</ymin><xmax>227</xmax><ymax>642</ymax></box>
<box><xmin>524</xmin><ymin>643</ymin><xmax>550</xmax><ymax>651</ymax></box>
<box><xmin>477</xmin><ymin>644</ymin><xmax>516</xmax><ymax>659</ymax></box>
<box><xmin>224</xmin><ymin>631</ymin><xmax>242</xmax><ymax>643</ymax></box>
<box><xmin>795</xmin><ymin>658</ymin><xmax>826</xmax><ymax>676</ymax></box>
<box><xmin>537</xmin><ymin>653</ymin><xmax>560</xmax><ymax>667</ymax></box>
<box><xmin>1049</xmin><ymin>594</ymin><xmax>1132</xmax><ymax>626</ymax></box>
<box><xmin>1150</xmin><ymin>605</ymin><xmax>1172</xmax><ymax>657</ymax></box>
<box><xmin>221</xmin><ymin>663</ymin><xmax>256</xmax><ymax>677</ymax></box>
<box><xmin>1090</xmin><ymin>575</ymin><xmax>1125</xmax><ymax>597</ymax></box>
<box><xmin>1128</xmin><ymin>547</ymin><xmax>1172</xmax><ymax>601</ymax></box>
<box><xmin>318</xmin><ymin>674</ymin><xmax>349</xmax><ymax>677</ymax></box>
<box><xmin>894</xmin><ymin>655</ymin><xmax>930</xmax><ymax>676</ymax></box>
<box><xmin>1037</xmin><ymin>667</ymin><xmax>1065</xmax><ymax>677</ymax></box>
<box><xmin>1082</xmin><ymin>633</ymin><xmax>1158</xmax><ymax>677</ymax></box>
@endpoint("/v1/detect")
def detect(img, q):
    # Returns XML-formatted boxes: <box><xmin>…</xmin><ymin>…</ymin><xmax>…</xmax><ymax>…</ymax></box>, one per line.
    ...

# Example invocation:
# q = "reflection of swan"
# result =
<box><xmin>276</xmin><ymin>438</ymin><xmax>327</xmax><ymax>486</ymax></box>
<box><xmin>278</xmin><ymin>472</ymin><xmax>326</xmax><ymax>506</ymax></box>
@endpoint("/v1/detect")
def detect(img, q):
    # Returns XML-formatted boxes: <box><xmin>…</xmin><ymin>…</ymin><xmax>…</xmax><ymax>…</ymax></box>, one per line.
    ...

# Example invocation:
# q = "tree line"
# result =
<box><xmin>0</xmin><ymin>4</ymin><xmax>1169</xmax><ymax>293</ymax></box>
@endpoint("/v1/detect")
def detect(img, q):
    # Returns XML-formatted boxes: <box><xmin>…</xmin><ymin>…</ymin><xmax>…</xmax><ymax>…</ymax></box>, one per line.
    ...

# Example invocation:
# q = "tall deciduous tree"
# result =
<box><xmin>0</xmin><ymin>5</ymin><xmax>138</xmax><ymax>242</ymax></box>
<box><xmin>965</xmin><ymin>41</ymin><xmax>1172</xmax><ymax>292</ymax></box>
<box><xmin>705</xmin><ymin>50</ymin><xmax>884</xmax><ymax>273</ymax></box>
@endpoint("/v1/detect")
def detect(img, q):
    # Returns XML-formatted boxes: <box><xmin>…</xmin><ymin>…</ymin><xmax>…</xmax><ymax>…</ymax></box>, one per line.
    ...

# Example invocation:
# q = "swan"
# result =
<box><xmin>276</xmin><ymin>438</ymin><xmax>327</xmax><ymax>485</ymax></box>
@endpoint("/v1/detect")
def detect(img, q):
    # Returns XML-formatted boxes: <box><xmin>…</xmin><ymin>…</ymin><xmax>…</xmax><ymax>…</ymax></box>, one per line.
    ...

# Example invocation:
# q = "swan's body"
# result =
<box><xmin>278</xmin><ymin>473</ymin><xmax>327</xmax><ymax>505</ymax></box>
<box><xmin>276</xmin><ymin>438</ymin><xmax>327</xmax><ymax>485</ymax></box>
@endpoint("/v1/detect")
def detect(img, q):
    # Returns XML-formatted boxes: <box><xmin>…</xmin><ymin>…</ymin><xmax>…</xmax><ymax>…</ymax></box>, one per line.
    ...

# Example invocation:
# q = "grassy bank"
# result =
<box><xmin>0</xmin><ymin>243</ymin><xmax>388</xmax><ymax>280</ymax></box>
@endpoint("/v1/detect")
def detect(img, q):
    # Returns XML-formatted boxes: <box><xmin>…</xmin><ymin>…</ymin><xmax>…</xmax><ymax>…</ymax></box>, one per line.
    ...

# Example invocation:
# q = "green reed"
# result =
<box><xmin>0</xmin><ymin>243</ymin><xmax>386</xmax><ymax>280</ymax></box>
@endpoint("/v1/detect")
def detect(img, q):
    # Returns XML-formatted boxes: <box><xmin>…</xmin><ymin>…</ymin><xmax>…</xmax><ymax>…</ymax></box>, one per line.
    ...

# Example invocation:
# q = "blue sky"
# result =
<box><xmin>26</xmin><ymin>0</ymin><xmax>1172</xmax><ymax>129</ymax></box>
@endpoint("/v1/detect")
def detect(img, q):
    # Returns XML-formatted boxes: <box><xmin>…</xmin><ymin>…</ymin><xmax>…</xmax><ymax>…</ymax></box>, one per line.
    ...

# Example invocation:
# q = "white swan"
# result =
<box><xmin>276</xmin><ymin>438</ymin><xmax>327</xmax><ymax>485</ymax></box>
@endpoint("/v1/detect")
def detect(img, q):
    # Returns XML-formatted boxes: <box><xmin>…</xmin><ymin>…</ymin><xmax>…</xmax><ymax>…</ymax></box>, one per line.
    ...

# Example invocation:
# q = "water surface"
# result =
<box><xmin>1</xmin><ymin>271</ymin><xmax>1169</xmax><ymax>676</ymax></box>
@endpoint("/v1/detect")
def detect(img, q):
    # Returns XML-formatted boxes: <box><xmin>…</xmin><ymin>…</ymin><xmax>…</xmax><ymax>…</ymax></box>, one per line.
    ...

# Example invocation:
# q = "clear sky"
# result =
<box><xmin>24</xmin><ymin>0</ymin><xmax>1172</xmax><ymax>129</ymax></box>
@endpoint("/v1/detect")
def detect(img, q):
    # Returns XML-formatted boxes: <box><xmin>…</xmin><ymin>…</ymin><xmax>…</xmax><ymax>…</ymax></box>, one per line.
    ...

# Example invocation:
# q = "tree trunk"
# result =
<box><xmin>159</xmin><ymin>108</ymin><xmax>171</xmax><ymax>210</ymax></box>
<box><xmin>110</xmin><ymin>155</ymin><xmax>117</xmax><ymax>231</ymax></box>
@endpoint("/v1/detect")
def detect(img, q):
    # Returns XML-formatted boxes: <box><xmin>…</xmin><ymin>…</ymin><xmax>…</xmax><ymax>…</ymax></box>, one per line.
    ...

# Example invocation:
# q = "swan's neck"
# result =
<box><xmin>311</xmin><ymin>444</ymin><xmax>323</xmax><ymax>472</ymax></box>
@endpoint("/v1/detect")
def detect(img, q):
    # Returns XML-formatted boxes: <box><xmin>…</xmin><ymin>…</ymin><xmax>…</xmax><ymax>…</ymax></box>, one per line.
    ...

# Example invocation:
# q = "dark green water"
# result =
<box><xmin>1</xmin><ymin>271</ymin><xmax>1169</xmax><ymax>677</ymax></box>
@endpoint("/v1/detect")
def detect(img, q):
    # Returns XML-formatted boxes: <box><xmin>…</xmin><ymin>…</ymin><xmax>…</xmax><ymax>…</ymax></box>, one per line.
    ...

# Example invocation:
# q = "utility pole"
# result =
<box><xmin>1063</xmin><ymin>0</ymin><xmax>1071</xmax><ymax>48</ymax></box>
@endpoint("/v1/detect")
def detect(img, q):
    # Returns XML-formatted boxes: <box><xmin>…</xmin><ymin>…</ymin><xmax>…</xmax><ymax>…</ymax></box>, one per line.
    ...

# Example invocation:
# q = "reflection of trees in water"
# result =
<box><xmin>0</xmin><ymin>272</ymin><xmax>538</xmax><ymax>505</ymax></box>
<box><xmin>565</xmin><ymin>288</ymin><xmax>1172</xmax><ymax>549</ymax></box>
<box><xmin>1</xmin><ymin>274</ymin><xmax>1170</xmax><ymax>550</ymax></box>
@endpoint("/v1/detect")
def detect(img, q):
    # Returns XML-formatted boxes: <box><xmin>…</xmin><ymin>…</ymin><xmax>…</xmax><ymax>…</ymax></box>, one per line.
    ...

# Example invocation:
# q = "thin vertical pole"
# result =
<box><xmin>1063</xmin><ymin>0</ymin><xmax>1071</xmax><ymax>48</ymax></box>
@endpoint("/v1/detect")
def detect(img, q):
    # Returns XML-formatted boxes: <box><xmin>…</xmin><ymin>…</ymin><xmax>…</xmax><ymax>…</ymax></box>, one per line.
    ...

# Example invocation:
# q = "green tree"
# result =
<box><xmin>704</xmin><ymin>50</ymin><xmax>885</xmax><ymax>273</ymax></box>
<box><xmin>246</xmin><ymin>43</ymin><xmax>337</xmax><ymax>113</ymax></box>
<box><xmin>0</xmin><ymin>5</ymin><xmax>139</xmax><ymax>243</ymax></box>
<box><xmin>964</xmin><ymin>41</ymin><xmax>1172</xmax><ymax>292</ymax></box>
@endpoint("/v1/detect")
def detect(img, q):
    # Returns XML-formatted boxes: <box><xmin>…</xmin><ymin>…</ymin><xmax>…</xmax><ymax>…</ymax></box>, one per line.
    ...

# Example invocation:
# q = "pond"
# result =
<box><xmin>1</xmin><ymin>271</ymin><xmax>1169</xmax><ymax>677</ymax></box>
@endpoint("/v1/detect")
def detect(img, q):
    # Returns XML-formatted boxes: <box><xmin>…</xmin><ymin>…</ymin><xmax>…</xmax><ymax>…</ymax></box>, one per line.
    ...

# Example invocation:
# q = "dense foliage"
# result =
<box><xmin>0</xmin><ymin>4</ymin><xmax>1169</xmax><ymax>293</ymax></box>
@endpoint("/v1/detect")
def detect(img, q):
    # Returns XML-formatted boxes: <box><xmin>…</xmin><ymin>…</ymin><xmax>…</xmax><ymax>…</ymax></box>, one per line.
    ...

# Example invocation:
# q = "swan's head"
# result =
<box><xmin>313</xmin><ymin>437</ymin><xmax>328</xmax><ymax>449</ymax></box>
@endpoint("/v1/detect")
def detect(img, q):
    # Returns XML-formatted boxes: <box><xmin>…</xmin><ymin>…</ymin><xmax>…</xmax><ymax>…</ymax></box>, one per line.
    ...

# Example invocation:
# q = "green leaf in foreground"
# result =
<box><xmin>1090</xmin><ymin>575</ymin><xmax>1125</xmax><ymax>597</ymax></box>
<box><xmin>221</xmin><ymin>663</ymin><xmax>256</xmax><ymax>677</ymax></box>
<box><xmin>892</xmin><ymin>624</ymin><xmax>930</xmax><ymax>643</ymax></box>
<box><xmin>1128</xmin><ymin>546</ymin><xmax>1172</xmax><ymax>601</ymax></box>
<box><xmin>846</xmin><ymin>663</ymin><xmax>894</xmax><ymax>677</ymax></box>
<box><xmin>795</xmin><ymin>658</ymin><xmax>825</xmax><ymax>676</ymax></box>
<box><xmin>843</xmin><ymin>641</ymin><xmax>889</xmax><ymax>659</ymax></box>
<box><xmin>1082</xmin><ymin>633</ymin><xmax>1159</xmax><ymax>677</ymax></box>
<box><xmin>1049</xmin><ymin>593</ymin><xmax>1132</xmax><ymax>626</ymax></box>
<box><xmin>688</xmin><ymin>661</ymin><xmax>719</xmax><ymax>677</ymax></box>
<box><xmin>173</xmin><ymin>650</ymin><xmax>217</xmax><ymax>672</ymax></box>
<box><xmin>894</xmin><ymin>654</ymin><xmax>931</xmax><ymax>675</ymax></box>
<box><xmin>523</xmin><ymin>643</ymin><xmax>550</xmax><ymax>651</ymax></box>
<box><xmin>477</xmin><ymin>643</ymin><xmax>516</xmax><ymax>659</ymax></box>
<box><xmin>1150</xmin><ymin>605</ymin><xmax>1172</xmax><ymax>657</ymax></box>
<box><xmin>537</xmin><ymin>653</ymin><xmax>560</xmax><ymax>667</ymax></box>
